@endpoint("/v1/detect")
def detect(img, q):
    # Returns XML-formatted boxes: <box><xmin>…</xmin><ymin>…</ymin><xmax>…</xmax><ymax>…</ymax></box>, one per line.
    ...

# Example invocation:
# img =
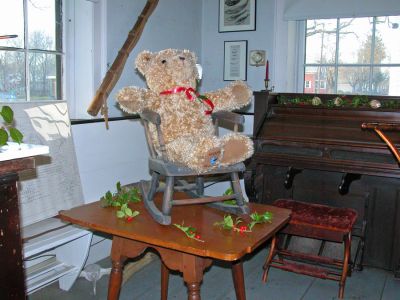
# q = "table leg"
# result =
<box><xmin>161</xmin><ymin>261</ymin><xmax>169</xmax><ymax>300</ymax></box>
<box><xmin>232</xmin><ymin>260</ymin><xmax>246</xmax><ymax>300</ymax></box>
<box><xmin>187</xmin><ymin>282</ymin><xmax>201</xmax><ymax>300</ymax></box>
<box><xmin>158</xmin><ymin>248</ymin><xmax>212</xmax><ymax>300</ymax></box>
<box><xmin>108</xmin><ymin>259</ymin><xmax>125</xmax><ymax>300</ymax></box>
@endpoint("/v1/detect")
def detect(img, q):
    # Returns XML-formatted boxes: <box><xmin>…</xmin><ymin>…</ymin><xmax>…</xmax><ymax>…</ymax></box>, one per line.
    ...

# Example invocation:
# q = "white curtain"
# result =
<box><xmin>283</xmin><ymin>0</ymin><xmax>400</xmax><ymax>20</ymax></box>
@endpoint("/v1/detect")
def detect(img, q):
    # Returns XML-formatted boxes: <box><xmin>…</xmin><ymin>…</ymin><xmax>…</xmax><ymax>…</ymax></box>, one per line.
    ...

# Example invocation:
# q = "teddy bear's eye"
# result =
<box><xmin>161</xmin><ymin>59</ymin><xmax>167</xmax><ymax>64</ymax></box>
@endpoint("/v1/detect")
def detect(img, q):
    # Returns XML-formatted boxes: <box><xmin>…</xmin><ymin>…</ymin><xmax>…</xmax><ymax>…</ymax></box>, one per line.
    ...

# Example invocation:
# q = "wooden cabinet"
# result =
<box><xmin>0</xmin><ymin>157</ymin><xmax>36</xmax><ymax>299</ymax></box>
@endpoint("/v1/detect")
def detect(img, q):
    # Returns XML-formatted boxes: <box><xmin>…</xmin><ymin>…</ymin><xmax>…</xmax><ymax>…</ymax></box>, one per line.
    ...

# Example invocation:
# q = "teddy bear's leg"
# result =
<box><xmin>219</xmin><ymin>133</ymin><xmax>254</xmax><ymax>166</ymax></box>
<box><xmin>165</xmin><ymin>135</ymin><xmax>223</xmax><ymax>172</ymax></box>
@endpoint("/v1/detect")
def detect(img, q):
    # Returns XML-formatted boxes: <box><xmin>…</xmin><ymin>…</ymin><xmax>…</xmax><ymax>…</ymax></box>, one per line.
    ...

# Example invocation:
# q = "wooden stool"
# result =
<box><xmin>262</xmin><ymin>199</ymin><xmax>358</xmax><ymax>299</ymax></box>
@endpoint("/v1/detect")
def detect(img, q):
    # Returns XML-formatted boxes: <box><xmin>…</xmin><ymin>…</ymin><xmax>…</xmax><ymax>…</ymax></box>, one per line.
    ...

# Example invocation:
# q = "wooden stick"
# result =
<box><xmin>86</xmin><ymin>0</ymin><xmax>160</xmax><ymax>119</ymax></box>
<box><xmin>374</xmin><ymin>128</ymin><xmax>400</xmax><ymax>163</ymax></box>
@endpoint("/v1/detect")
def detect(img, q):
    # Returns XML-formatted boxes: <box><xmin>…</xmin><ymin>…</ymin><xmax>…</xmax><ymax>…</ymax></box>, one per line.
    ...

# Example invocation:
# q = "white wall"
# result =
<box><xmin>201</xmin><ymin>0</ymin><xmax>277</xmax><ymax>95</ymax></box>
<box><xmin>106</xmin><ymin>0</ymin><xmax>203</xmax><ymax>117</ymax></box>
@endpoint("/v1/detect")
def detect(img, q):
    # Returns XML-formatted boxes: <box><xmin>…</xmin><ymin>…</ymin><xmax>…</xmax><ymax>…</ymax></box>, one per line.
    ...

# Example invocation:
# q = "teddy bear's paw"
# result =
<box><xmin>220</xmin><ymin>137</ymin><xmax>253</xmax><ymax>166</ymax></box>
<box><xmin>231</xmin><ymin>81</ymin><xmax>252</xmax><ymax>106</ymax></box>
<box><xmin>200</xmin><ymin>147</ymin><xmax>223</xmax><ymax>168</ymax></box>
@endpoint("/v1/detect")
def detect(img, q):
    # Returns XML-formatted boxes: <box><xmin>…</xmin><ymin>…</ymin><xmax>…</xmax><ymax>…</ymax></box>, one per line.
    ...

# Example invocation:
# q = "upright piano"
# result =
<box><xmin>245</xmin><ymin>91</ymin><xmax>400</xmax><ymax>274</ymax></box>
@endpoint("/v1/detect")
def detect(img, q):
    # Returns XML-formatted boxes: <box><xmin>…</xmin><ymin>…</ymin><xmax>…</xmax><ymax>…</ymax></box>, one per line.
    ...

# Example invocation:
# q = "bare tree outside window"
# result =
<box><xmin>0</xmin><ymin>0</ymin><xmax>62</xmax><ymax>102</ymax></box>
<box><xmin>304</xmin><ymin>16</ymin><xmax>400</xmax><ymax>96</ymax></box>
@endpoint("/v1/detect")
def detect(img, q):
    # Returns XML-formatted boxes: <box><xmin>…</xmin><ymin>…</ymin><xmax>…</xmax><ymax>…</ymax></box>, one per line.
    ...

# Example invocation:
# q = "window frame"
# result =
<box><xmin>0</xmin><ymin>0</ymin><xmax>64</xmax><ymax>102</ymax></box>
<box><xmin>301</xmin><ymin>16</ymin><xmax>400</xmax><ymax>95</ymax></box>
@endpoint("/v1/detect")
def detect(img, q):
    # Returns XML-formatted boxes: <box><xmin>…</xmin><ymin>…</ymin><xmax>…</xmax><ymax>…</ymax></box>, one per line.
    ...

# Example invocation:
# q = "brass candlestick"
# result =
<box><xmin>264</xmin><ymin>79</ymin><xmax>274</xmax><ymax>92</ymax></box>
<box><xmin>264</xmin><ymin>79</ymin><xmax>269</xmax><ymax>90</ymax></box>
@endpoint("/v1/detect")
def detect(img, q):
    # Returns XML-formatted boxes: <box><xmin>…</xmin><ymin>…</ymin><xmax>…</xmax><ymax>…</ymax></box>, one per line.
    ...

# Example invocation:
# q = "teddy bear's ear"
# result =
<box><xmin>135</xmin><ymin>51</ymin><xmax>153</xmax><ymax>75</ymax></box>
<box><xmin>184</xmin><ymin>50</ymin><xmax>197</xmax><ymax>63</ymax></box>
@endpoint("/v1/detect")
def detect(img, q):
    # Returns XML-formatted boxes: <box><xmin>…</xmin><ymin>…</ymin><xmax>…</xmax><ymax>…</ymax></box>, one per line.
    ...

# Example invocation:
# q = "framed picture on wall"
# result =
<box><xmin>219</xmin><ymin>0</ymin><xmax>256</xmax><ymax>32</ymax></box>
<box><xmin>224</xmin><ymin>40</ymin><xmax>247</xmax><ymax>81</ymax></box>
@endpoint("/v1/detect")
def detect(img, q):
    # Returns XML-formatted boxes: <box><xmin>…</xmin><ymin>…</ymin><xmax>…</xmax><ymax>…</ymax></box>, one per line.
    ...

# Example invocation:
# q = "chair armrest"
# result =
<box><xmin>211</xmin><ymin>111</ymin><xmax>245</xmax><ymax>125</ymax></box>
<box><xmin>140</xmin><ymin>108</ymin><xmax>161</xmax><ymax>125</ymax></box>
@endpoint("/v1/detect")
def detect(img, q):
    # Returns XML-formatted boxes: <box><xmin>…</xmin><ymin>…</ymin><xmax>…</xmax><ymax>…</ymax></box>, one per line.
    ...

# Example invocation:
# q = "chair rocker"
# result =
<box><xmin>139</xmin><ymin>108</ymin><xmax>250</xmax><ymax>225</ymax></box>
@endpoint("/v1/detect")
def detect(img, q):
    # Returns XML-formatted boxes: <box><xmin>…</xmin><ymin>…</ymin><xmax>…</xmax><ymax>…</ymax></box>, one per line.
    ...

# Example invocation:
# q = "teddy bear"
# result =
<box><xmin>116</xmin><ymin>48</ymin><xmax>254</xmax><ymax>173</ymax></box>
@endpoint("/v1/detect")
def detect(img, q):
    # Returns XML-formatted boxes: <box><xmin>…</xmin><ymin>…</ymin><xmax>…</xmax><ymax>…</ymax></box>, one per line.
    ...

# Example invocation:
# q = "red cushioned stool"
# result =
<box><xmin>262</xmin><ymin>199</ymin><xmax>358</xmax><ymax>299</ymax></box>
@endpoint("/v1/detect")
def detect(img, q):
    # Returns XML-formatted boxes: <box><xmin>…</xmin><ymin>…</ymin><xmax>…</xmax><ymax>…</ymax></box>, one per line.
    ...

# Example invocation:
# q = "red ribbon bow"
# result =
<box><xmin>160</xmin><ymin>86</ymin><xmax>214</xmax><ymax>115</ymax></box>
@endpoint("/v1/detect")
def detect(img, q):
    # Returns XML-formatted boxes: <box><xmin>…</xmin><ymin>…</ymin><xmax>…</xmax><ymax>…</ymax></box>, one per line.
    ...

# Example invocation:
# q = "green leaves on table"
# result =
<box><xmin>248</xmin><ymin>211</ymin><xmax>273</xmax><ymax>230</ymax></box>
<box><xmin>214</xmin><ymin>215</ymin><xmax>250</xmax><ymax>233</ymax></box>
<box><xmin>214</xmin><ymin>211</ymin><xmax>273</xmax><ymax>233</ymax></box>
<box><xmin>100</xmin><ymin>182</ymin><xmax>141</xmax><ymax>221</ymax></box>
<box><xmin>173</xmin><ymin>222</ymin><xmax>204</xmax><ymax>242</ymax></box>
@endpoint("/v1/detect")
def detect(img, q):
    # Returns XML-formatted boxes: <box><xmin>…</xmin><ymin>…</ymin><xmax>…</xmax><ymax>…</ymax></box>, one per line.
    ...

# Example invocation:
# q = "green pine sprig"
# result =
<box><xmin>173</xmin><ymin>222</ymin><xmax>204</xmax><ymax>242</ymax></box>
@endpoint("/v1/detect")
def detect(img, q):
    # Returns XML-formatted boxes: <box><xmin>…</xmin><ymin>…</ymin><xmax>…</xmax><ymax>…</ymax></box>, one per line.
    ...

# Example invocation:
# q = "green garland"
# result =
<box><xmin>277</xmin><ymin>95</ymin><xmax>400</xmax><ymax>109</ymax></box>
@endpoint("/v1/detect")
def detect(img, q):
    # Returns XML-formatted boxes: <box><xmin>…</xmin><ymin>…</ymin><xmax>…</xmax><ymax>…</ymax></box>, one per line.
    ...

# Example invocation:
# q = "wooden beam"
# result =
<box><xmin>86</xmin><ymin>0</ymin><xmax>160</xmax><ymax>122</ymax></box>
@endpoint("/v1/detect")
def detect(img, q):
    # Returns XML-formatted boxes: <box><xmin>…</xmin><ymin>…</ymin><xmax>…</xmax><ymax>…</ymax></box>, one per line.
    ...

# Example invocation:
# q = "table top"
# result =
<box><xmin>59</xmin><ymin>193</ymin><xmax>291</xmax><ymax>261</ymax></box>
<box><xmin>0</xmin><ymin>142</ymin><xmax>49</xmax><ymax>162</ymax></box>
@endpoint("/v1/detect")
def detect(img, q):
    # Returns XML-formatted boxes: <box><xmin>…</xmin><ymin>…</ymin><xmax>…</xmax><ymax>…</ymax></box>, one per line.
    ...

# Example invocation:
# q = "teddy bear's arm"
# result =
<box><xmin>204</xmin><ymin>81</ymin><xmax>252</xmax><ymax>112</ymax></box>
<box><xmin>116</xmin><ymin>86</ymin><xmax>154</xmax><ymax>114</ymax></box>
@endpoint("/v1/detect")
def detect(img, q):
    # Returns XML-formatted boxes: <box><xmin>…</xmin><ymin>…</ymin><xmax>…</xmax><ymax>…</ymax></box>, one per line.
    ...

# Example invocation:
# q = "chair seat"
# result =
<box><xmin>274</xmin><ymin>199</ymin><xmax>358</xmax><ymax>233</ymax></box>
<box><xmin>149</xmin><ymin>157</ymin><xmax>245</xmax><ymax>176</ymax></box>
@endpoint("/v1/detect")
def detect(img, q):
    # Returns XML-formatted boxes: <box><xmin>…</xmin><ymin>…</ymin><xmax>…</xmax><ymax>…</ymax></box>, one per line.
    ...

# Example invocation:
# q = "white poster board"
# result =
<box><xmin>7</xmin><ymin>101</ymin><xmax>84</xmax><ymax>227</ymax></box>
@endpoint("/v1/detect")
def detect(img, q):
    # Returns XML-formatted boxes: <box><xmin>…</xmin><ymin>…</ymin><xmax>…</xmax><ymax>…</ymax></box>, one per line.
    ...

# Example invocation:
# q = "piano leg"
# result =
<box><xmin>284</xmin><ymin>167</ymin><xmax>302</xmax><ymax>189</ymax></box>
<box><xmin>338</xmin><ymin>173</ymin><xmax>362</xmax><ymax>195</ymax></box>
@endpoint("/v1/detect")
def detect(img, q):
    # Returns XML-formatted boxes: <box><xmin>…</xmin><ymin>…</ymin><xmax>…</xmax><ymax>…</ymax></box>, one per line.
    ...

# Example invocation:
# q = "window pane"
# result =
<box><xmin>28</xmin><ymin>0</ymin><xmax>60</xmax><ymax>51</ymax></box>
<box><xmin>374</xmin><ymin>66</ymin><xmax>400</xmax><ymax>96</ymax></box>
<box><xmin>304</xmin><ymin>66</ymin><xmax>336</xmax><ymax>94</ymax></box>
<box><xmin>338</xmin><ymin>66</ymin><xmax>370</xmax><ymax>94</ymax></box>
<box><xmin>29</xmin><ymin>53</ymin><xmax>60</xmax><ymax>100</ymax></box>
<box><xmin>306</xmin><ymin>19</ymin><xmax>337</xmax><ymax>64</ymax></box>
<box><xmin>375</xmin><ymin>16</ymin><xmax>400</xmax><ymax>64</ymax></box>
<box><xmin>0</xmin><ymin>0</ymin><xmax>24</xmax><ymax>48</ymax></box>
<box><xmin>338</xmin><ymin>18</ymin><xmax>373</xmax><ymax>64</ymax></box>
<box><xmin>0</xmin><ymin>50</ymin><xmax>26</xmax><ymax>101</ymax></box>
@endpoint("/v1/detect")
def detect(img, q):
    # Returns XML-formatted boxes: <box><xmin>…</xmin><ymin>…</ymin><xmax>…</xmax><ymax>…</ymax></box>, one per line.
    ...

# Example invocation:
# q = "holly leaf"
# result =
<box><xmin>9</xmin><ymin>127</ymin><xmax>23</xmax><ymax>144</ymax></box>
<box><xmin>116</xmin><ymin>181</ymin><xmax>122</xmax><ymax>193</ymax></box>
<box><xmin>0</xmin><ymin>106</ymin><xmax>13</xmax><ymax>124</ymax></box>
<box><xmin>223</xmin><ymin>187</ymin><xmax>234</xmax><ymax>195</ymax></box>
<box><xmin>105</xmin><ymin>191</ymin><xmax>113</xmax><ymax>202</ymax></box>
<box><xmin>214</xmin><ymin>215</ymin><xmax>237</xmax><ymax>230</ymax></box>
<box><xmin>116</xmin><ymin>211</ymin><xmax>125</xmax><ymax>218</ymax></box>
<box><xmin>0</xmin><ymin>129</ymin><xmax>9</xmax><ymax>146</ymax></box>
<box><xmin>124</xmin><ymin>207</ymin><xmax>133</xmax><ymax>216</ymax></box>
<box><xmin>249</xmin><ymin>211</ymin><xmax>273</xmax><ymax>230</ymax></box>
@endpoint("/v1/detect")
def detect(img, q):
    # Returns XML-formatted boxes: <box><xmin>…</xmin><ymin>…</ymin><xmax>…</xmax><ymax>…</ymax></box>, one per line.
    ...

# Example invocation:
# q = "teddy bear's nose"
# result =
<box><xmin>179</xmin><ymin>56</ymin><xmax>185</xmax><ymax>61</ymax></box>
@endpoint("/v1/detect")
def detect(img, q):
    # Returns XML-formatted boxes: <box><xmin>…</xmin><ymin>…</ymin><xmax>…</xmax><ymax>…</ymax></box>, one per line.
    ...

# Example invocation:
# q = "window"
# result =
<box><xmin>304</xmin><ymin>80</ymin><xmax>312</xmax><ymax>88</ymax></box>
<box><xmin>0</xmin><ymin>0</ymin><xmax>62</xmax><ymax>102</ymax></box>
<box><xmin>304</xmin><ymin>16</ymin><xmax>400</xmax><ymax>96</ymax></box>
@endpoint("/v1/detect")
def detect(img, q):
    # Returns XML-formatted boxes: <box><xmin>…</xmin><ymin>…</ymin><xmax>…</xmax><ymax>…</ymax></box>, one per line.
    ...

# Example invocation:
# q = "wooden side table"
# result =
<box><xmin>1</xmin><ymin>157</ymin><xmax>36</xmax><ymax>299</ymax></box>
<box><xmin>59</xmin><ymin>193</ymin><xmax>291</xmax><ymax>300</ymax></box>
<box><xmin>0</xmin><ymin>143</ymin><xmax>49</xmax><ymax>299</ymax></box>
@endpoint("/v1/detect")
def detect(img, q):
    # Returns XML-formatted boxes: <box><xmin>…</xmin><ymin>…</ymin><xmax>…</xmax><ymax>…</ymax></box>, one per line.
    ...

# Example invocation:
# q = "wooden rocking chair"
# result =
<box><xmin>139</xmin><ymin>108</ymin><xmax>250</xmax><ymax>225</ymax></box>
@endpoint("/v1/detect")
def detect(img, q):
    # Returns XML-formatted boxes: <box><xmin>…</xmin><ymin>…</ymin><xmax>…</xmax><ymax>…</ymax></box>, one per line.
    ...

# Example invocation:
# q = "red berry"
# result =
<box><xmin>195</xmin><ymin>234</ymin><xmax>201</xmax><ymax>239</ymax></box>
<box><xmin>126</xmin><ymin>216</ymin><xmax>134</xmax><ymax>222</ymax></box>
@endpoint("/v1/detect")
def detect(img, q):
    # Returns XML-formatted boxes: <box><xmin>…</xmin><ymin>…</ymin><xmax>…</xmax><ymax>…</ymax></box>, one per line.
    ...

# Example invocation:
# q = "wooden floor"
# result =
<box><xmin>29</xmin><ymin>245</ymin><xmax>399</xmax><ymax>300</ymax></box>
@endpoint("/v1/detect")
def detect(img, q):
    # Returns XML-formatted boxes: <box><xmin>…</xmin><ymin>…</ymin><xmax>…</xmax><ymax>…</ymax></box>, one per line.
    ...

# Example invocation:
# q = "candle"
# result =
<box><xmin>265</xmin><ymin>60</ymin><xmax>269</xmax><ymax>81</ymax></box>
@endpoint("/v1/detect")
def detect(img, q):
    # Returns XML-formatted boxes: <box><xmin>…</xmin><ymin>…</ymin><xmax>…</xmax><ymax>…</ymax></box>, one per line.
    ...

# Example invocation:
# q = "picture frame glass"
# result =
<box><xmin>219</xmin><ymin>0</ymin><xmax>256</xmax><ymax>32</ymax></box>
<box><xmin>224</xmin><ymin>40</ymin><xmax>247</xmax><ymax>81</ymax></box>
